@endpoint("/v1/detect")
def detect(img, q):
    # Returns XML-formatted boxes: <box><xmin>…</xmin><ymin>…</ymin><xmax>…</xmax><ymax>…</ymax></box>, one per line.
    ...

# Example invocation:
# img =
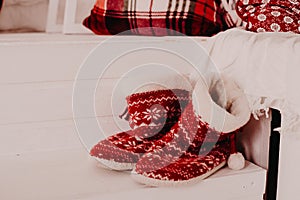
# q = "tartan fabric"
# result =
<box><xmin>236</xmin><ymin>0</ymin><xmax>300</xmax><ymax>33</ymax></box>
<box><xmin>83</xmin><ymin>0</ymin><xmax>233</xmax><ymax>36</ymax></box>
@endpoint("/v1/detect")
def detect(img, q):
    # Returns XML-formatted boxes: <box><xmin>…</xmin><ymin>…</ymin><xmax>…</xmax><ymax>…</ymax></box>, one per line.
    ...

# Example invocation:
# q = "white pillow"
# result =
<box><xmin>4</xmin><ymin>0</ymin><xmax>46</xmax><ymax>6</ymax></box>
<box><xmin>0</xmin><ymin>0</ymin><xmax>48</xmax><ymax>32</ymax></box>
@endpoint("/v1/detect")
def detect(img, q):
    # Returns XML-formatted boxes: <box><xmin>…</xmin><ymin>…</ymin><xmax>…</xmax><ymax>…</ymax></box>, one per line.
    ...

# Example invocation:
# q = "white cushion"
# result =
<box><xmin>0</xmin><ymin>0</ymin><xmax>48</xmax><ymax>31</ymax></box>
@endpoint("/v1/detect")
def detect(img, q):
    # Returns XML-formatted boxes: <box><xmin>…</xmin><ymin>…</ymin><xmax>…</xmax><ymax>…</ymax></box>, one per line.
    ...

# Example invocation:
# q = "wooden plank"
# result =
<box><xmin>237</xmin><ymin>115</ymin><xmax>271</xmax><ymax>169</ymax></box>
<box><xmin>0</xmin><ymin>147</ymin><xmax>265</xmax><ymax>200</ymax></box>
<box><xmin>277</xmin><ymin>133</ymin><xmax>300</xmax><ymax>200</ymax></box>
<box><xmin>0</xmin><ymin>34</ymin><xmax>207</xmax><ymax>84</ymax></box>
<box><xmin>0</xmin><ymin>116</ymin><xmax>130</xmax><ymax>156</ymax></box>
<box><xmin>0</xmin><ymin>148</ymin><xmax>140</xmax><ymax>200</ymax></box>
<box><xmin>0</xmin><ymin>79</ymin><xmax>128</xmax><ymax>125</ymax></box>
<box><xmin>0</xmin><ymin>72</ymin><xmax>197</xmax><ymax>125</ymax></box>
<box><xmin>0</xmin><ymin>43</ymin><xmax>95</xmax><ymax>84</ymax></box>
<box><xmin>0</xmin><ymin>119</ymin><xmax>80</xmax><ymax>156</ymax></box>
<box><xmin>83</xmin><ymin>47</ymin><xmax>201</xmax><ymax>80</ymax></box>
<box><xmin>0</xmin><ymin>33</ymin><xmax>208</xmax><ymax>44</ymax></box>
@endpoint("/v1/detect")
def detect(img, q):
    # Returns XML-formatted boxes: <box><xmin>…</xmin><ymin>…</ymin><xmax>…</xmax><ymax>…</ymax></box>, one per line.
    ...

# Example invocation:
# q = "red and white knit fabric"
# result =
<box><xmin>126</xmin><ymin>90</ymin><xmax>189</xmax><ymax>128</ymax></box>
<box><xmin>83</xmin><ymin>0</ymin><xmax>234</xmax><ymax>36</ymax></box>
<box><xmin>90</xmin><ymin>89</ymin><xmax>190</xmax><ymax>169</ymax></box>
<box><xmin>132</xmin><ymin>102</ymin><xmax>234</xmax><ymax>185</ymax></box>
<box><xmin>236</xmin><ymin>0</ymin><xmax>300</xmax><ymax>33</ymax></box>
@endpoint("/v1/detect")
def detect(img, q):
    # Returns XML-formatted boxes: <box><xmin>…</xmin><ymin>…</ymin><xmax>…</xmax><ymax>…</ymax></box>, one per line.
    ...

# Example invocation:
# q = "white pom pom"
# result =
<box><xmin>227</xmin><ymin>152</ymin><xmax>245</xmax><ymax>170</ymax></box>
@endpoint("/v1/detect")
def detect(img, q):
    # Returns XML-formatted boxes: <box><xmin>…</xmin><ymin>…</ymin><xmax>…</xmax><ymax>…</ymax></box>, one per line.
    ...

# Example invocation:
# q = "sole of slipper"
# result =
<box><xmin>130</xmin><ymin>161</ymin><xmax>226</xmax><ymax>187</ymax></box>
<box><xmin>94</xmin><ymin>157</ymin><xmax>136</xmax><ymax>171</ymax></box>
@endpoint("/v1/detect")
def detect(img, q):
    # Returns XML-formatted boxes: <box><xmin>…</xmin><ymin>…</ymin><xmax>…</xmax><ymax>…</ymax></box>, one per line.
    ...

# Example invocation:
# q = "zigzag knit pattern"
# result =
<box><xmin>90</xmin><ymin>89</ymin><xmax>190</xmax><ymax>169</ymax></box>
<box><xmin>127</xmin><ymin>89</ymin><xmax>190</xmax><ymax>129</ymax></box>
<box><xmin>133</xmin><ymin>102</ymin><xmax>232</xmax><ymax>184</ymax></box>
<box><xmin>135</xmin><ymin>144</ymin><xmax>229</xmax><ymax>182</ymax></box>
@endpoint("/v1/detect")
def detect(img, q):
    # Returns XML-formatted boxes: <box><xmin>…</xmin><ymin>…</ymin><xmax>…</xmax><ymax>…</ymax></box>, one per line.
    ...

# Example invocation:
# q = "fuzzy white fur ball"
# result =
<box><xmin>228</xmin><ymin>152</ymin><xmax>245</xmax><ymax>170</ymax></box>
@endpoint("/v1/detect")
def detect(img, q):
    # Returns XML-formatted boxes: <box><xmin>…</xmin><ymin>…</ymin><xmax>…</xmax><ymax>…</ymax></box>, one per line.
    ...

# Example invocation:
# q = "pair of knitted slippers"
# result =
<box><xmin>90</xmin><ymin>76</ymin><xmax>250</xmax><ymax>186</ymax></box>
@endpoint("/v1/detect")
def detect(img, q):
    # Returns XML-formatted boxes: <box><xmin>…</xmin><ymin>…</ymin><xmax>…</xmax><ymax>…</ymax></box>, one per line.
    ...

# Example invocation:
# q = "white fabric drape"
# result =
<box><xmin>203</xmin><ymin>28</ymin><xmax>300</xmax><ymax>133</ymax></box>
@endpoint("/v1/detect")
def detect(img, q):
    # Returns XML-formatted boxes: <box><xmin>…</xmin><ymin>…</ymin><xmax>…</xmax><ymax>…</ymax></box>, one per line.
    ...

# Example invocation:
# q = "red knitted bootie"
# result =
<box><xmin>131</xmin><ymin>77</ymin><xmax>250</xmax><ymax>186</ymax></box>
<box><xmin>90</xmin><ymin>89</ymin><xmax>190</xmax><ymax>170</ymax></box>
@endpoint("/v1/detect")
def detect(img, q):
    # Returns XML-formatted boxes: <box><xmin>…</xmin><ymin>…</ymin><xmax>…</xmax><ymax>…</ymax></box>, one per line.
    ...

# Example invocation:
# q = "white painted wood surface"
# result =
<box><xmin>0</xmin><ymin>147</ymin><xmax>265</xmax><ymax>200</ymax></box>
<box><xmin>277</xmin><ymin>133</ymin><xmax>300</xmax><ymax>200</ymax></box>
<box><xmin>63</xmin><ymin>0</ymin><xmax>94</xmax><ymax>34</ymax></box>
<box><xmin>237</xmin><ymin>115</ymin><xmax>271</xmax><ymax>169</ymax></box>
<box><xmin>46</xmin><ymin>0</ymin><xmax>64</xmax><ymax>33</ymax></box>
<box><xmin>0</xmin><ymin>79</ymin><xmax>121</xmax><ymax>124</ymax></box>
<box><xmin>0</xmin><ymin>33</ymin><xmax>266</xmax><ymax>200</ymax></box>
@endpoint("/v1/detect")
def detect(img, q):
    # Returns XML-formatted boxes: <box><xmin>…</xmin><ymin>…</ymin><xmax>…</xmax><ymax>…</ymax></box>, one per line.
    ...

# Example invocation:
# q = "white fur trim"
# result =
<box><xmin>134</xmin><ymin>73</ymin><xmax>193</xmax><ymax>93</ymax></box>
<box><xmin>94</xmin><ymin>157</ymin><xmax>135</xmax><ymax>171</ymax></box>
<box><xmin>192</xmin><ymin>74</ymin><xmax>251</xmax><ymax>133</ymax></box>
<box><xmin>227</xmin><ymin>152</ymin><xmax>245</xmax><ymax>170</ymax></box>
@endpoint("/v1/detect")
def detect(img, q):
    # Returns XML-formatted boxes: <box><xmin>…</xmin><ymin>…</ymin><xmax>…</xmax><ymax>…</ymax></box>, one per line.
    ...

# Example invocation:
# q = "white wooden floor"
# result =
<box><xmin>0</xmin><ymin>33</ymin><xmax>266</xmax><ymax>200</ymax></box>
<box><xmin>0</xmin><ymin>146</ymin><xmax>266</xmax><ymax>200</ymax></box>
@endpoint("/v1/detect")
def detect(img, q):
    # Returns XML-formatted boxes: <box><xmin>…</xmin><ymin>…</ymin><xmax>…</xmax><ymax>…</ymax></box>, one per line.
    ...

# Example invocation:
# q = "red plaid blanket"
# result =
<box><xmin>236</xmin><ymin>0</ymin><xmax>300</xmax><ymax>33</ymax></box>
<box><xmin>83</xmin><ymin>0</ymin><xmax>234</xmax><ymax>36</ymax></box>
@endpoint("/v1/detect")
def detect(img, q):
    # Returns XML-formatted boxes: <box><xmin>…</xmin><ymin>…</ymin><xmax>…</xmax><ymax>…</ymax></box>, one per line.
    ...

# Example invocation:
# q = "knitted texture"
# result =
<box><xmin>236</xmin><ymin>0</ymin><xmax>300</xmax><ymax>33</ymax></box>
<box><xmin>83</xmin><ymin>0</ymin><xmax>233</xmax><ymax>36</ymax></box>
<box><xmin>127</xmin><ymin>89</ymin><xmax>189</xmax><ymax>129</ymax></box>
<box><xmin>132</xmin><ymin>102</ymin><xmax>233</xmax><ymax>185</ymax></box>
<box><xmin>90</xmin><ymin>89</ymin><xmax>190</xmax><ymax>170</ymax></box>
<box><xmin>133</xmin><ymin>144</ymin><xmax>230</xmax><ymax>185</ymax></box>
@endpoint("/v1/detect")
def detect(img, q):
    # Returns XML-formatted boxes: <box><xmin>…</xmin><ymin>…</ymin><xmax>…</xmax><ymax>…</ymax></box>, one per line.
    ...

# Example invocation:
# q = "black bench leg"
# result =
<box><xmin>265</xmin><ymin>109</ymin><xmax>281</xmax><ymax>200</ymax></box>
